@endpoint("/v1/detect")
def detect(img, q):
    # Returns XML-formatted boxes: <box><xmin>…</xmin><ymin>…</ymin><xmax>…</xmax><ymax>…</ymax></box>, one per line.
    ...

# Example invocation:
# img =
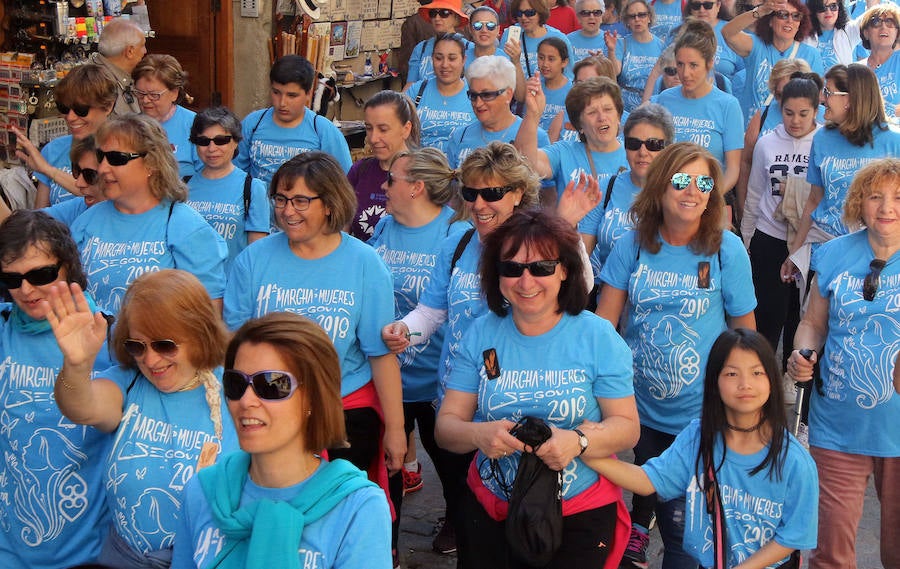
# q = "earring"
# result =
<box><xmin>410</xmin><ymin>193</ymin><xmax>415</xmax><ymax>198</ymax></box>
<box><xmin>306</xmin><ymin>409</ymin><xmax>312</xmax><ymax>417</ymax></box>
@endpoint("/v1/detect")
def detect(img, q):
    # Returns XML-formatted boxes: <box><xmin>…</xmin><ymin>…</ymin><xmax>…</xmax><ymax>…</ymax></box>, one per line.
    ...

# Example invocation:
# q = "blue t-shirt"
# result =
<box><xmin>35</xmin><ymin>135</ymin><xmax>77</xmax><ymax>206</ymax></box>
<box><xmin>650</xmin><ymin>0</ymin><xmax>683</xmax><ymax>40</ymax></box>
<box><xmin>171</xmin><ymin>459</ymin><xmax>392</xmax><ymax>568</ymax></box>
<box><xmin>500</xmin><ymin>25</ymin><xmax>576</xmax><ymax>79</ymax></box>
<box><xmin>713</xmin><ymin>21</ymin><xmax>745</xmax><ymax>78</ymax></box>
<box><xmin>644</xmin><ymin>420</ymin><xmax>819</xmax><ymax>569</ymax></box>
<box><xmin>807</xmin><ymin>125</ymin><xmax>900</xmax><ymax>237</ymax></box>
<box><xmin>810</xmin><ymin>231</ymin><xmax>900</xmax><ymax>457</ymax></box>
<box><xmin>538</xmin><ymin>78</ymin><xmax>572</xmax><ymax>132</ymax></box>
<box><xmin>447</xmin><ymin>311</ymin><xmax>633</xmax><ymax>500</ymax></box>
<box><xmin>616</xmin><ymin>34</ymin><xmax>666</xmax><ymax>112</ymax></box>
<box><xmin>600</xmin><ymin>230</ymin><xmax>757</xmax><ymax>434</ymax></box>
<box><xmin>567</xmin><ymin>30</ymin><xmax>608</xmax><ymax>61</ymax></box>
<box><xmin>445</xmin><ymin>117</ymin><xmax>550</xmax><ymax>168</ymax></box>
<box><xmin>409</xmin><ymin>79</ymin><xmax>476</xmax><ymax>153</ymax></box>
<box><xmin>593</xmin><ymin>170</ymin><xmax>641</xmax><ymax>275</ymax></box>
<box><xmin>102</xmin><ymin>364</ymin><xmax>238</xmax><ymax>555</ymax></box>
<box><xmin>161</xmin><ymin>105</ymin><xmax>204</xmax><ymax>179</ymax></box>
<box><xmin>43</xmin><ymin>196</ymin><xmax>89</xmax><ymax>226</ymax></box>
<box><xmin>235</xmin><ymin>109</ymin><xmax>353</xmax><ymax>184</ymax></box>
<box><xmin>0</xmin><ymin>304</ymin><xmax>113</xmax><ymax>569</ymax></box>
<box><xmin>740</xmin><ymin>36</ymin><xmax>824</xmax><ymax>122</ymax></box>
<box><xmin>69</xmin><ymin>200</ymin><xmax>228</xmax><ymax>314</ymax></box>
<box><xmin>224</xmin><ymin>232</ymin><xmax>394</xmax><ymax>397</ymax></box>
<box><xmin>652</xmin><ymin>86</ymin><xmax>744</xmax><ymax>165</ymax></box>
<box><xmin>409</xmin><ymin>37</ymin><xmax>474</xmax><ymax>84</ymax></box>
<box><xmin>872</xmin><ymin>50</ymin><xmax>900</xmax><ymax>120</ymax></box>
<box><xmin>186</xmin><ymin>167</ymin><xmax>270</xmax><ymax>272</ymax></box>
<box><xmin>368</xmin><ymin>208</ymin><xmax>468</xmax><ymax>402</ymax></box>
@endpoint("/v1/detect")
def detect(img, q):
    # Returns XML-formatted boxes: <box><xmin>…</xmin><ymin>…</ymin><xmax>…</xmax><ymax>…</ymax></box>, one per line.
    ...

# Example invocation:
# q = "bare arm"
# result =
<box><xmin>728</xmin><ymin>311</ymin><xmax>757</xmax><ymax>330</ymax></box>
<box><xmin>548</xmin><ymin>110</ymin><xmax>565</xmax><ymax>143</ymax></box>
<box><xmin>580</xmin><ymin>456</ymin><xmax>656</xmax><ymax>495</ymax></box>
<box><xmin>736</xmin><ymin>110</ymin><xmax>763</xmax><ymax>223</ymax></box>
<box><xmin>605</xmin><ymin>31</ymin><xmax>622</xmax><ymax>75</ymax></box>
<box><xmin>504</xmin><ymin>38</ymin><xmax>528</xmax><ymax>102</ymax></box>
<box><xmin>512</xmin><ymin>74</ymin><xmax>553</xmax><ymax>179</ymax></box>
<box><xmin>595</xmin><ymin>284</ymin><xmax>628</xmax><ymax>327</ymax></box>
<box><xmin>370</xmin><ymin>353</ymin><xmax>407</xmax><ymax>472</ymax></box>
<box><xmin>12</xmin><ymin>126</ymin><xmax>80</xmax><ymax>205</ymax></box>
<box><xmin>788</xmin><ymin>276</ymin><xmax>828</xmax><ymax>380</ymax></box>
<box><xmin>720</xmin><ymin>4</ymin><xmax>766</xmax><ymax>57</ymax></box>
<box><xmin>721</xmin><ymin>148</ymin><xmax>743</xmax><ymax>208</ymax></box>
<box><xmin>247</xmin><ymin>231</ymin><xmax>268</xmax><ymax>244</ymax></box>
<box><xmin>435</xmin><ymin>389</ymin><xmax>523</xmax><ymax>455</ymax></box>
<box><xmin>787</xmin><ymin>184</ymin><xmax>823</xmax><ymax>254</ymax></box>
<box><xmin>642</xmin><ymin>59</ymin><xmax>663</xmax><ymax>102</ymax></box>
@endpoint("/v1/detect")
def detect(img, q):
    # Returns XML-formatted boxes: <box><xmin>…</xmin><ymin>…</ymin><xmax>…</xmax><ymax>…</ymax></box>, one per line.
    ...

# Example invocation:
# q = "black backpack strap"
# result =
<box><xmin>248</xmin><ymin>107</ymin><xmax>271</xmax><ymax>147</ymax></box>
<box><xmin>243</xmin><ymin>172</ymin><xmax>253</xmax><ymax>220</ymax></box>
<box><xmin>602</xmin><ymin>174</ymin><xmax>618</xmax><ymax>210</ymax></box>
<box><xmin>125</xmin><ymin>370</ymin><xmax>141</xmax><ymax>395</ymax></box>
<box><xmin>450</xmin><ymin>228</ymin><xmax>477</xmax><ymax>275</ymax></box>
<box><xmin>414</xmin><ymin>79</ymin><xmax>429</xmax><ymax>108</ymax></box>
<box><xmin>759</xmin><ymin>104</ymin><xmax>770</xmax><ymax>134</ymax></box>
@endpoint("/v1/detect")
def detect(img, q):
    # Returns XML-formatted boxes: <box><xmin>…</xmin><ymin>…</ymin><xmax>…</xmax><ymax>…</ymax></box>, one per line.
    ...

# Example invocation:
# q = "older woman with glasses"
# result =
<box><xmin>12</xmin><ymin>64</ymin><xmax>116</xmax><ymax>208</ymax></box>
<box><xmin>133</xmin><ymin>54</ymin><xmax>204</xmax><ymax>179</ymax></box>
<box><xmin>788</xmin><ymin>158</ymin><xmax>900</xmax><ymax>569</ymax></box>
<box><xmin>858</xmin><ymin>3</ymin><xmax>900</xmax><ymax>121</ymax></box>
<box><xmin>45</xmin><ymin>268</ymin><xmax>238</xmax><ymax>568</ymax></box>
<box><xmin>405</xmin><ymin>0</ymin><xmax>470</xmax><ymax>88</ymax></box>
<box><xmin>567</xmin><ymin>0</ymin><xmax>608</xmax><ymax>60</ymax></box>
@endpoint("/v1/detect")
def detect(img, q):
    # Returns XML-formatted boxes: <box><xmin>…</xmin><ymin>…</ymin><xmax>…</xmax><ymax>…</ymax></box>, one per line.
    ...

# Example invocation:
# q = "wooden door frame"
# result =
<box><xmin>213</xmin><ymin>0</ymin><xmax>234</xmax><ymax>108</ymax></box>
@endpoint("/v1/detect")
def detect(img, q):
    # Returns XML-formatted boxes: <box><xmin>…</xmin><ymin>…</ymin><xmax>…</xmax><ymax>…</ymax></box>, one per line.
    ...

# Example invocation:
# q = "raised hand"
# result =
<box><xmin>557</xmin><ymin>171</ymin><xmax>601</xmax><ymax>226</ymax></box>
<box><xmin>43</xmin><ymin>282</ymin><xmax>107</xmax><ymax>367</ymax></box>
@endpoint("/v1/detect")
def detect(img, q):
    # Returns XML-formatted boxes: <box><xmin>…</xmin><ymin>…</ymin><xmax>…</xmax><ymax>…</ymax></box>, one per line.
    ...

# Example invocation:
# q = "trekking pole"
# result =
<box><xmin>791</xmin><ymin>349</ymin><xmax>815</xmax><ymax>437</ymax></box>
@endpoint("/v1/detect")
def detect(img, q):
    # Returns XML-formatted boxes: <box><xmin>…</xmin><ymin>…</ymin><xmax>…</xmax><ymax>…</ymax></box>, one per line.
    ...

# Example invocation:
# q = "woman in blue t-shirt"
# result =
<box><xmin>597</xmin><ymin>142</ymin><xmax>757</xmax><ymax>569</ymax></box>
<box><xmin>789</xmin><ymin>158</ymin><xmax>900</xmax><ymax>569</ymax></box>
<box><xmin>608</xmin><ymin>0</ymin><xmax>665</xmax><ymax>111</ymax></box>
<box><xmin>858</xmin><ymin>4</ymin><xmax>900</xmax><ymax>120</ymax></box>
<box><xmin>803</xmin><ymin>0</ymin><xmax>862</xmax><ymax>69</ymax></box>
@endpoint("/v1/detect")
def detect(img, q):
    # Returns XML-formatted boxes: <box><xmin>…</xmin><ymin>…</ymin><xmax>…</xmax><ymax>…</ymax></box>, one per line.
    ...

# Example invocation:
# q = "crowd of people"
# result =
<box><xmin>0</xmin><ymin>1</ymin><xmax>898</xmax><ymax>568</ymax></box>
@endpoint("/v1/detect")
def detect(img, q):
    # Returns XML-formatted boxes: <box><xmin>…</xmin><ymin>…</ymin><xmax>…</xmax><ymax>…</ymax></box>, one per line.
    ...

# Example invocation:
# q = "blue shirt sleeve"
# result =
<box><xmin>246</xmin><ymin>177</ymin><xmax>271</xmax><ymax>233</ymax></box>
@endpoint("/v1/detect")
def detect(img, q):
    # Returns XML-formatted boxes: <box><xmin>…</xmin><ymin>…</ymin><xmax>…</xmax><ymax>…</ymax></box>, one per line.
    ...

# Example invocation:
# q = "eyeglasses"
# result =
<box><xmin>671</xmin><ymin>172</ymin><xmax>715</xmax><ymax>193</ymax></box>
<box><xmin>863</xmin><ymin>259</ymin><xmax>886</xmax><ymax>301</ymax></box>
<box><xmin>816</xmin><ymin>2</ymin><xmax>838</xmax><ymax>13</ymax></box>
<box><xmin>96</xmin><ymin>149</ymin><xmax>147</xmax><ymax>166</ymax></box>
<box><xmin>461</xmin><ymin>185</ymin><xmax>516</xmax><ymax>202</ymax></box>
<box><xmin>624</xmin><ymin>136</ymin><xmax>667</xmax><ymax>151</ymax></box>
<box><xmin>689</xmin><ymin>1</ymin><xmax>717</xmax><ymax>10</ymax></box>
<box><xmin>123</xmin><ymin>338</ymin><xmax>179</xmax><ymax>358</ymax></box>
<box><xmin>625</xmin><ymin>11</ymin><xmax>649</xmax><ymax>20</ymax></box>
<box><xmin>472</xmin><ymin>21</ymin><xmax>498</xmax><ymax>30</ymax></box>
<box><xmin>579</xmin><ymin>9</ymin><xmax>604</xmax><ymax>16</ymax></box>
<box><xmin>429</xmin><ymin>8</ymin><xmax>455</xmax><ymax>18</ymax></box>
<box><xmin>272</xmin><ymin>193</ymin><xmax>322</xmax><ymax>211</ymax></box>
<box><xmin>0</xmin><ymin>264</ymin><xmax>61</xmax><ymax>289</ymax></box>
<box><xmin>223</xmin><ymin>369</ymin><xmax>300</xmax><ymax>401</ymax></box>
<box><xmin>515</xmin><ymin>8</ymin><xmax>538</xmax><ymax>17</ymax></box>
<box><xmin>823</xmin><ymin>87</ymin><xmax>849</xmax><ymax>97</ymax></box>
<box><xmin>72</xmin><ymin>165</ymin><xmax>100</xmax><ymax>184</ymax></box>
<box><xmin>191</xmin><ymin>135</ymin><xmax>234</xmax><ymax>146</ymax></box>
<box><xmin>56</xmin><ymin>101</ymin><xmax>91</xmax><ymax>117</ymax></box>
<box><xmin>773</xmin><ymin>10</ymin><xmax>803</xmax><ymax>21</ymax></box>
<box><xmin>466</xmin><ymin>88</ymin><xmax>508</xmax><ymax>102</ymax></box>
<box><xmin>386</xmin><ymin>171</ymin><xmax>414</xmax><ymax>186</ymax></box>
<box><xmin>498</xmin><ymin>259</ymin><xmax>561</xmax><ymax>277</ymax></box>
<box><xmin>133</xmin><ymin>88</ymin><xmax>170</xmax><ymax>102</ymax></box>
<box><xmin>663</xmin><ymin>66</ymin><xmax>678</xmax><ymax>76</ymax></box>
<box><xmin>868</xmin><ymin>16</ymin><xmax>898</xmax><ymax>29</ymax></box>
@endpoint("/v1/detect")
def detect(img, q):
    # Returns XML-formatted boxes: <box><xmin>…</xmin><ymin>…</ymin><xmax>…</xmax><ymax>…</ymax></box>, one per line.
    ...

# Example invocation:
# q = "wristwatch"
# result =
<box><xmin>752</xmin><ymin>6</ymin><xmax>760</xmax><ymax>18</ymax></box>
<box><xmin>573</xmin><ymin>428</ymin><xmax>589</xmax><ymax>455</ymax></box>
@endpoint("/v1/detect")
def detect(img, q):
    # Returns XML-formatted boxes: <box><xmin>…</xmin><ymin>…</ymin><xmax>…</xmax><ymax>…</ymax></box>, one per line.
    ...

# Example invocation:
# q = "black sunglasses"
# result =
<box><xmin>123</xmin><ymin>338</ymin><xmax>179</xmax><ymax>358</ymax></box>
<box><xmin>625</xmin><ymin>10</ymin><xmax>649</xmax><ymax>20</ymax></box>
<box><xmin>472</xmin><ymin>21</ymin><xmax>498</xmax><ymax>30</ymax></box>
<box><xmin>56</xmin><ymin>101</ymin><xmax>92</xmax><ymax>117</ymax></box>
<box><xmin>386</xmin><ymin>171</ymin><xmax>414</xmax><ymax>186</ymax></box>
<box><xmin>96</xmin><ymin>149</ymin><xmax>147</xmax><ymax>166</ymax></box>
<box><xmin>624</xmin><ymin>136</ymin><xmax>667</xmax><ymax>151</ymax></box>
<box><xmin>461</xmin><ymin>185</ymin><xmax>516</xmax><ymax>202</ymax></box>
<box><xmin>663</xmin><ymin>66</ymin><xmax>678</xmax><ymax>76</ymax></box>
<box><xmin>0</xmin><ymin>264</ymin><xmax>61</xmax><ymax>289</ymax></box>
<box><xmin>191</xmin><ymin>135</ymin><xmax>234</xmax><ymax>146</ymax></box>
<box><xmin>223</xmin><ymin>369</ymin><xmax>300</xmax><ymax>401</ymax></box>
<box><xmin>498</xmin><ymin>259</ymin><xmax>560</xmax><ymax>277</ymax></box>
<box><xmin>72</xmin><ymin>165</ymin><xmax>100</xmax><ymax>185</ymax></box>
<box><xmin>466</xmin><ymin>88</ymin><xmax>507</xmax><ymax>102</ymax></box>
<box><xmin>773</xmin><ymin>10</ymin><xmax>803</xmax><ymax>21</ymax></box>
<box><xmin>868</xmin><ymin>16</ymin><xmax>898</xmax><ymax>28</ymax></box>
<box><xmin>579</xmin><ymin>9</ymin><xmax>603</xmax><ymax>16</ymax></box>
<box><xmin>429</xmin><ymin>8</ymin><xmax>455</xmax><ymax>18</ymax></box>
<box><xmin>689</xmin><ymin>1</ymin><xmax>716</xmax><ymax>9</ymax></box>
<box><xmin>516</xmin><ymin>8</ymin><xmax>538</xmax><ymax>17</ymax></box>
<box><xmin>863</xmin><ymin>259</ymin><xmax>886</xmax><ymax>301</ymax></box>
<box><xmin>816</xmin><ymin>2</ymin><xmax>838</xmax><ymax>13</ymax></box>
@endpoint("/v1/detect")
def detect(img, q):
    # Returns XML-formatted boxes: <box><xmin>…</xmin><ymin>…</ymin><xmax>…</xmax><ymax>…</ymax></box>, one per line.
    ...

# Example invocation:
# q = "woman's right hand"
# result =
<box><xmin>11</xmin><ymin>126</ymin><xmax>51</xmax><ymax>175</ymax></box>
<box><xmin>787</xmin><ymin>349</ymin><xmax>817</xmax><ymax>382</ymax></box>
<box><xmin>475</xmin><ymin>419</ymin><xmax>524</xmax><ymax>459</ymax></box>
<box><xmin>503</xmin><ymin>37</ymin><xmax>522</xmax><ymax>60</ymax></box>
<box><xmin>524</xmin><ymin>73</ymin><xmax>545</xmax><ymax>117</ymax></box>
<box><xmin>381</xmin><ymin>321</ymin><xmax>411</xmax><ymax>354</ymax></box>
<box><xmin>780</xmin><ymin>258</ymin><xmax>800</xmax><ymax>283</ymax></box>
<box><xmin>44</xmin><ymin>282</ymin><xmax>108</xmax><ymax>367</ymax></box>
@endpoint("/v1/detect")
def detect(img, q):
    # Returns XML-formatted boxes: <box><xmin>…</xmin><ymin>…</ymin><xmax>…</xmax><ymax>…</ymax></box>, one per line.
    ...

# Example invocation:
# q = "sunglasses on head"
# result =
<box><xmin>773</xmin><ymin>10</ymin><xmax>803</xmax><ymax>21</ymax></box>
<box><xmin>516</xmin><ymin>8</ymin><xmax>538</xmax><ymax>17</ymax></box>
<box><xmin>579</xmin><ymin>9</ymin><xmax>603</xmax><ymax>16</ymax></box>
<box><xmin>123</xmin><ymin>338</ymin><xmax>179</xmax><ymax>358</ymax></box>
<box><xmin>72</xmin><ymin>164</ymin><xmax>100</xmax><ymax>184</ymax></box>
<box><xmin>96</xmin><ymin>149</ymin><xmax>147</xmax><ymax>166</ymax></box>
<box><xmin>624</xmin><ymin>136</ymin><xmax>667</xmax><ymax>151</ymax></box>
<box><xmin>472</xmin><ymin>20</ymin><xmax>498</xmax><ymax>30</ymax></box>
<box><xmin>461</xmin><ymin>185</ymin><xmax>516</xmax><ymax>202</ymax></box>
<box><xmin>430</xmin><ymin>8</ymin><xmax>455</xmax><ymax>18</ymax></box>
<box><xmin>689</xmin><ymin>1</ymin><xmax>716</xmax><ymax>10</ymax></box>
<box><xmin>466</xmin><ymin>87</ymin><xmax>507</xmax><ymax>102</ymax></box>
<box><xmin>868</xmin><ymin>15</ymin><xmax>898</xmax><ymax>28</ymax></box>
<box><xmin>223</xmin><ymin>369</ymin><xmax>300</xmax><ymax>401</ymax></box>
<box><xmin>863</xmin><ymin>259</ymin><xmax>886</xmax><ymax>301</ymax></box>
<box><xmin>663</xmin><ymin>66</ymin><xmax>678</xmax><ymax>76</ymax></box>
<box><xmin>816</xmin><ymin>2</ymin><xmax>838</xmax><ymax>13</ymax></box>
<box><xmin>498</xmin><ymin>259</ymin><xmax>560</xmax><ymax>277</ymax></box>
<box><xmin>0</xmin><ymin>264</ymin><xmax>61</xmax><ymax>289</ymax></box>
<box><xmin>56</xmin><ymin>101</ymin><xmax>92</xmax><ymax>117</ymax></box>
<box><xmin>191</xmin><ymin>134</ymin><xmax>234</xmax><ymax>146</ymax></box>
<box><xmin>671</xmin><ymin>172</ymin><xmax>714</xmax><ymax>193</ymax></box>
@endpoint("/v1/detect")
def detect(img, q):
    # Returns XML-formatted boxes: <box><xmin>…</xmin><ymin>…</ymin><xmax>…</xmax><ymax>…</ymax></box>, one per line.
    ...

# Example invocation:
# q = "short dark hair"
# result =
<box><xmin>807</xmin><ymin>0</ymin><xmax>848</xmax><ymax>35</ymax></box>
<box><xmin>190</xmin><ymin>106</ymin><xmax>243</xmax><ymax>141</ymax></box>
<box><xmin>566</xmin><ymin>77</ymin><xmax>623</xmax><ymax>140</ymax></box>
<box><xmin>54</xmin><ymin>63</ymin><xmax>117</xmax><ymax>112</ymax></box>
<box><xmin>0</xmin><ymin>210</ymin><xmax>87</xmax><ymax>290</ymax></box>
<box><xmin>270</xmin><ymin>152</ymin><xmax>357</xmax><ymax>233</ymax></box>
<box><xmin>269</xmin><ymin>55</ymin><xmax>316</xmax><ymax>92</ymax></box>
<box><xmin>480</xmin><ymin>210</ymin><xmax>588</xmax><ymax>317</ymax></box>
<box><xmin>780</xmin><ymin>72</ymin><xmax>823</xmax><ymax>109</ymax></box>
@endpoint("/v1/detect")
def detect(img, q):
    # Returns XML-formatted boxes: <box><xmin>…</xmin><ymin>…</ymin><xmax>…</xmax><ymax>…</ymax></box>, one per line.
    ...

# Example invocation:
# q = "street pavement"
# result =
<box><xmin>397</xmin><ymin>438</ymin><xmax>884</xmax><ymax>569</ymax></box>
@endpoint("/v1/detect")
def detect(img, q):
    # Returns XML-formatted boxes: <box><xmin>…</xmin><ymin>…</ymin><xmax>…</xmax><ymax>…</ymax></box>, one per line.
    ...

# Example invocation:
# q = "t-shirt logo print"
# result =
<box><xmin>358</xmin><ymin>205</ymin><xmax>384</xmax><ymax>236</ymax></box>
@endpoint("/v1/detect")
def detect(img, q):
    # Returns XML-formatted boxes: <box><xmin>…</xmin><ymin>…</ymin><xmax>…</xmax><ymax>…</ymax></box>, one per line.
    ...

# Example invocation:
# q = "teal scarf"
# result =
<box><xmin>10</xmin><ymin>293</ymin><xmax>99</xmax><ymax>335</ymax></box>
<box><xmin>198</xmin><ymin>451</ymin><xmax>375</xmax><ymax>569</ymax></box>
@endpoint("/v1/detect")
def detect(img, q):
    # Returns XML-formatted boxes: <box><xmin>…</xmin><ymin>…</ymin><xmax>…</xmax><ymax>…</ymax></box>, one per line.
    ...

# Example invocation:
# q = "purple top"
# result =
<box><xmin>348</xmin><ymin>157</ymin><xmax>388</xmax><ymax>242</ymax></box>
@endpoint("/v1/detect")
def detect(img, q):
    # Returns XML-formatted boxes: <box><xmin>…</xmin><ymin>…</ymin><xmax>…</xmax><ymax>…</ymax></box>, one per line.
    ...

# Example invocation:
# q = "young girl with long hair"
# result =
<box><xmin>582</xmin><ymin>329</ymin><xmax>819</xmax><ymax>569</ymax></box>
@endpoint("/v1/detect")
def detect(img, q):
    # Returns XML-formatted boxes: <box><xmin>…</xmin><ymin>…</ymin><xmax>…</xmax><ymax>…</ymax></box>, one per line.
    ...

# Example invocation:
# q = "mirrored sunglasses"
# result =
<box><xmin>671</xmin><ymin>172</ymin><xmax>715</xmax><ymax>193</ymax></box>
<box><xmin>472</xmin><ymin>21</ymin><xmax>498</xmax><ymax>30</ymax></box>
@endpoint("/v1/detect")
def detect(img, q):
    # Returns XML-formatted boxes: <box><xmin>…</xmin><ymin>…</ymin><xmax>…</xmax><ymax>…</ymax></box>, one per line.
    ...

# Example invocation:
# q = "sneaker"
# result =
<box><xmin>432</xmin><ymin>517</ymin><xmax>457</xmax><ymax>554</ymax></box>
<box><xmin>620</xmin><ymin>526</ymin><xmax>650</xmax><ymax>569</ymax></box>
<box><xmin>783</xmin><ymin>377</ymin><xmax>798</xmax><ymax>405</ymax></box>
<box><xmin>402</xmin><ymin>463</ymin><xmax>423</xmax><ymax>495</ymax></box>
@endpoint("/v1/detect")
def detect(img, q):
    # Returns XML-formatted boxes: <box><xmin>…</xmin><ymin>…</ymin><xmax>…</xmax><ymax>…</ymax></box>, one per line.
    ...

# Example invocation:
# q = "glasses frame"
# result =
<box><xmin>272</xmin><ymin>193</ymin><xmax>322</xmax><ymax>211</ymax></box>
<box><xmin>133</xmin><ymin>88</ymin><xmax>170</xmax><ymax>102</ymax></box>
<box><xmin>624</xmin><ymin>136</ymin><xmax>667</xmax><ymax>151</ymax></box>
<box><xmin>96</xmin><ymin>149</ymin><xmax>147</xmax><ymax>166</ymax></box>
<box><xmin>191</xmin><ymin>135</ymin><xmax>234</xmax><ymax>147</ymax></box>
<box><xmin>689</xmin><ymin>1</ymin><xmax>717</xmax><ymax>10</ymax></box>
<box><xmin>625</xmin><ymin>11</ymin><xmax>650</xmax><ymax>20</ymax></box>
<box><xmin>515</xmin><ymin>8</ymin><xmax>538</xmax><ymax>17</ymax></box>
<box><xmin>663</xmin><ymin>66</ymin><xmax>678</xmax><ymax>76</ymax></box>
<box><xmin>578</xmin><ymin>9</ymin><xmax>604</xmax><ymax>16</ymax></box>
<box><xmin>386</xmin><ymin>171</ymin><xmax>415</xmax><ymax>186</ymax></box>
<box><xmin>823</xmin><ymin>87</ymin><xmax>849</xmax><ymax>98</ymax></box>
<box><xmin>671</xmin><ymin>172</ymin><xmax>715</xmax><ymax>193</ymax></box>
<box><xmin>0</xmin><ymin>263</ymin><xmax>61</xmax><ymax>289</ymax></box>
<box><xmin>429</xmin><ymin>8</ymin><xmax>455</xmax><ymax>18</ymax></box>
<box><xmin>56</xmin><ymin>101</ymin><xmax>91</xmax><ymax>117</ymax></box>
<box><xmin>466</xmin><ymin>88</ymin><xmax>508</xmax><ymax>102</ymax></box>
<box><xmin>863</xmin><ymin>259</ymin><xmax>886</xmax><ymax>301</ymax></box>
<box><xmin>773</xmin><ymin>10</ymin><xmax>803</xmax><ymax>21</ymax></box>
<box><xmin>123</xmin><ymin>338</ymin><xmax>180</xmax><ymax>358</ymax></box>
<box><xmin>816</xmin><ymin>2</ymin><xmax>839</xmax><ymax>13</ymax></box>
<box><xmin>222</xmin><ymin>369</ymin><xmax>301</xmax><ymax>401</ymax></box>
<box><xmin>72</xmin><ymin>164</ymin><xmax>100</xmax><ymax>184</ymax></box>
<box><xmin>461</xmin><ymin>185</ymin><xmax>516</xmax><ymax>202</ymax></box>
<box><xmin>868</xmin><ymin>16</ymin><xmax>898</xmax><ymax>29</ymax></box>
<box><xmin>498</xmin><ymin>259</ymin><xmax>561</xmax><ymax>278</ymax></box>
<box><xmin>471</xmin><ymin>21</ymin><xmax>499</xmax><ymax>30</ymax></box>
